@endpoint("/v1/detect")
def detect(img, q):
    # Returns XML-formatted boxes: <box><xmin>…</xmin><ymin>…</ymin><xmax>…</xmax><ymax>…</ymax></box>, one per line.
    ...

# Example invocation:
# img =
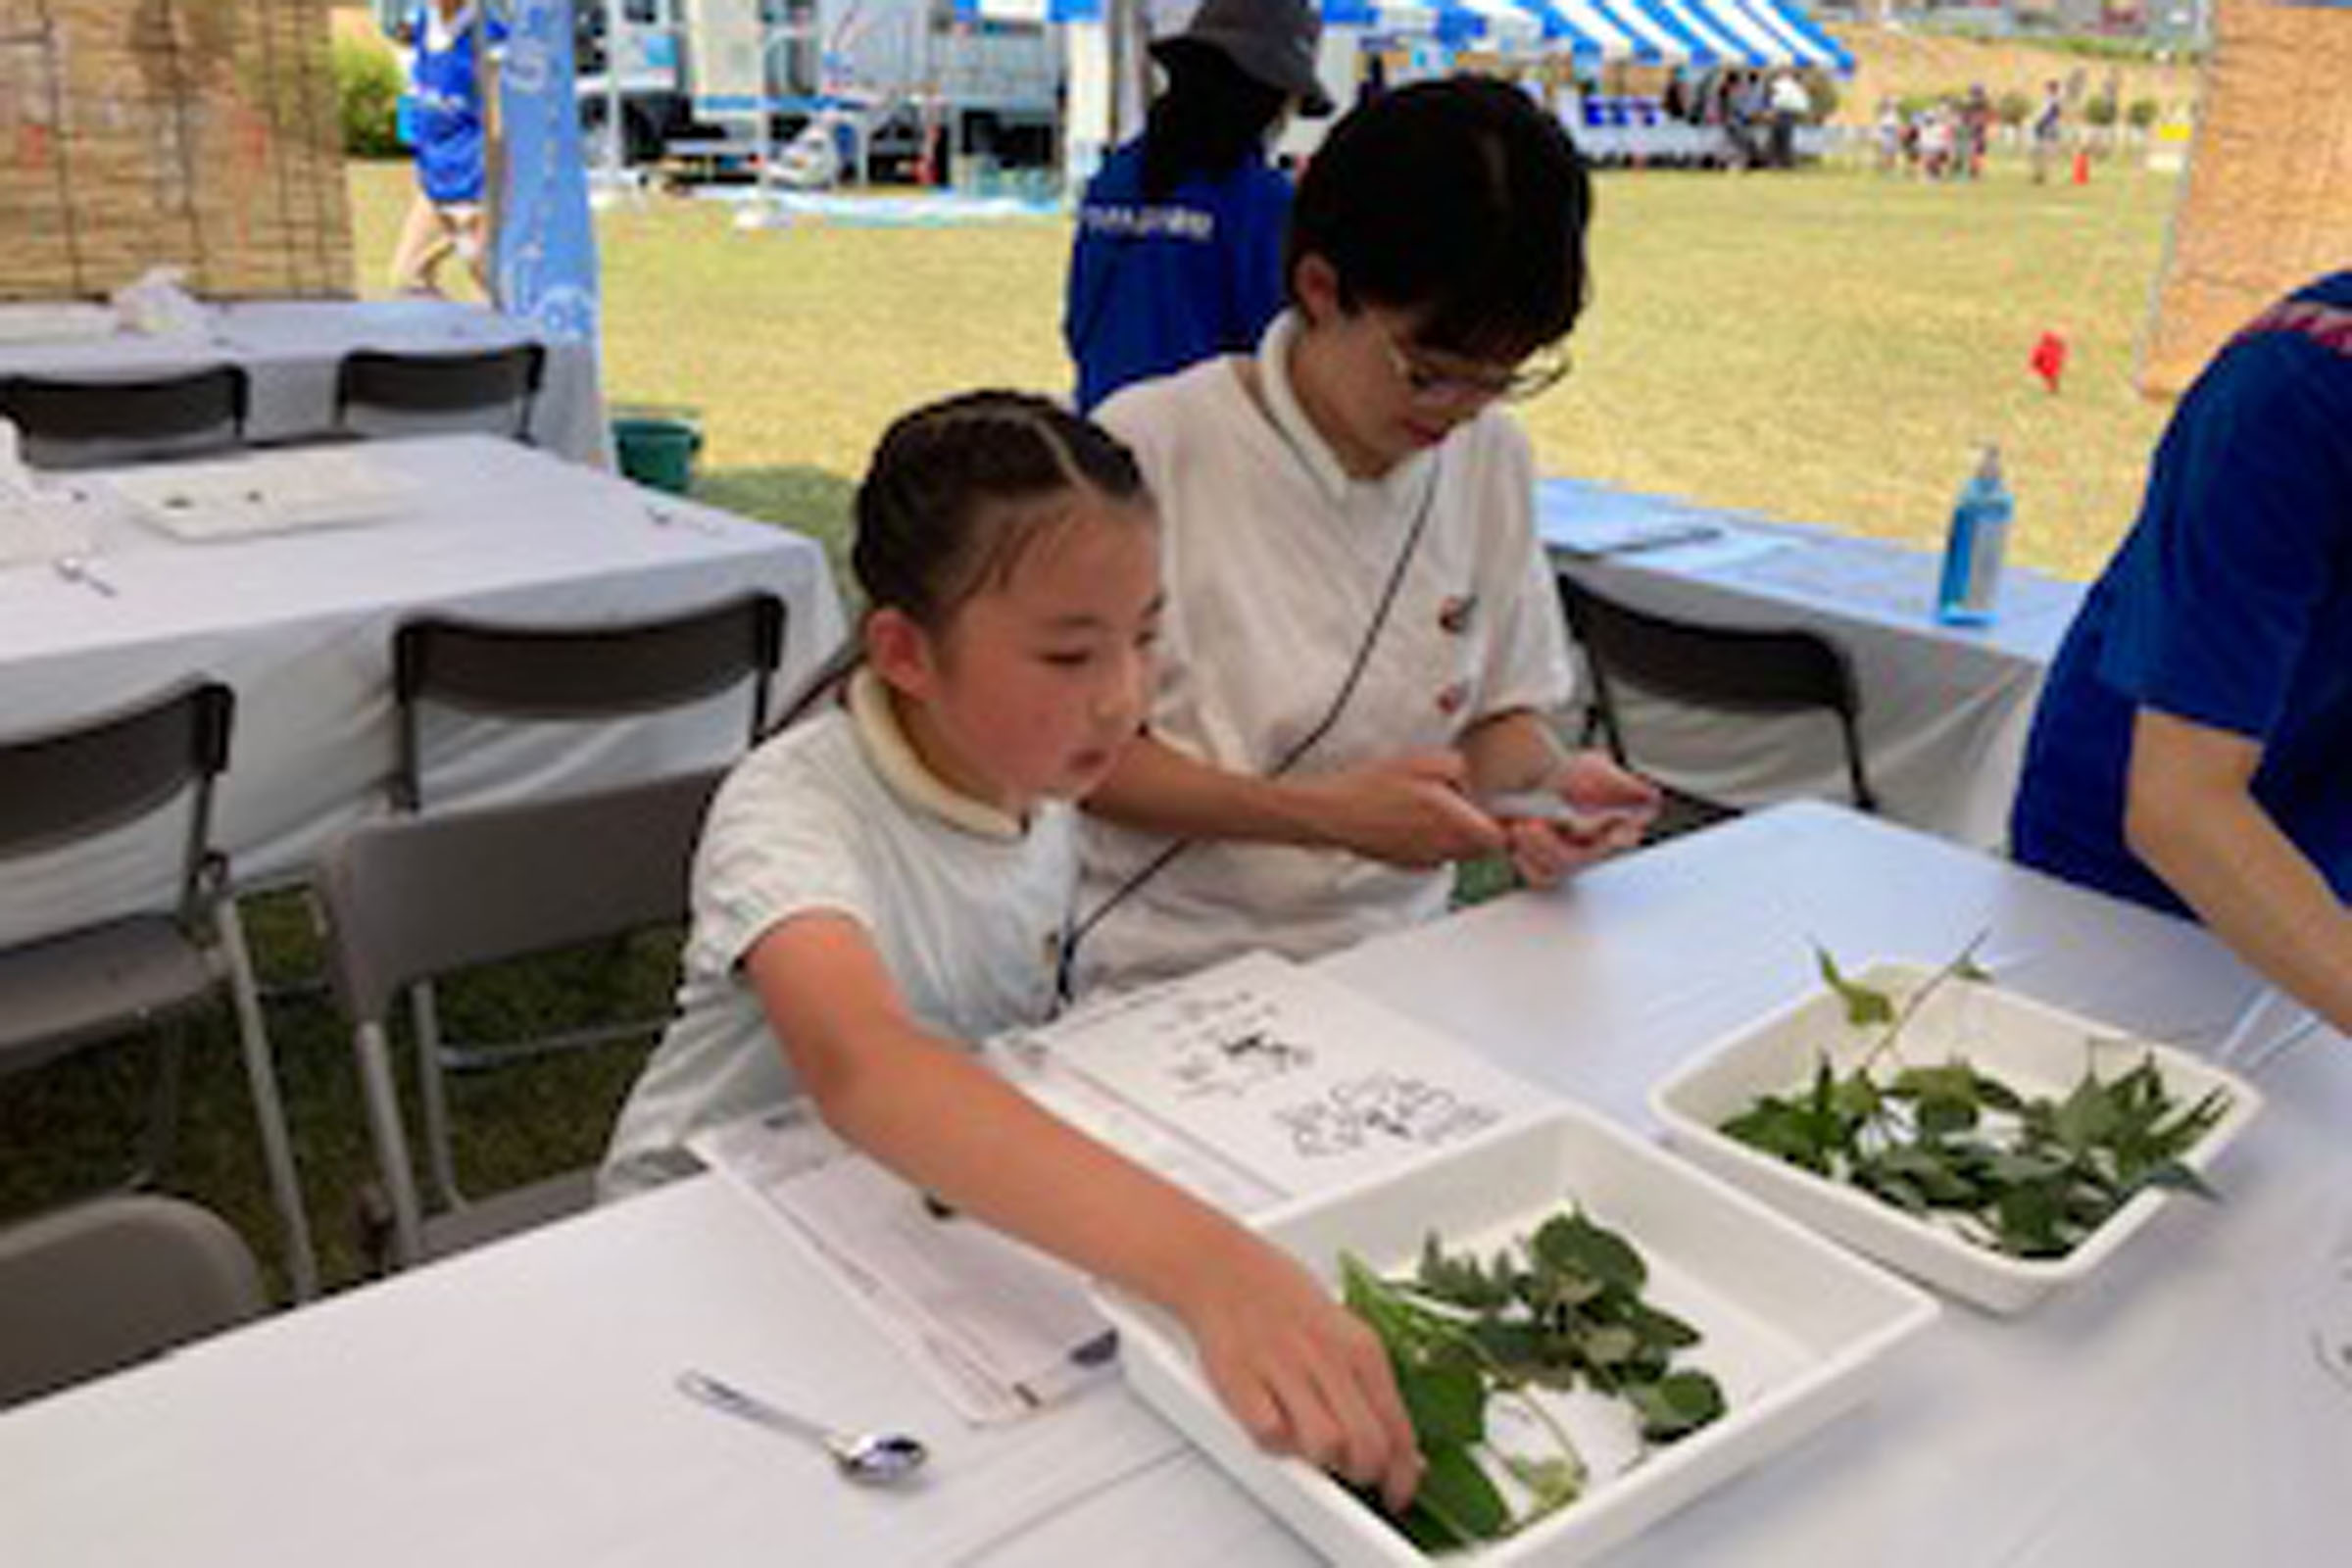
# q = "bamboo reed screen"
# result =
<box><xmin>2142</xmin><ymin>0</ymin><xmax>2352</xmax><ymax>397</ymax></box>
<box><xmin>0</xmin><ymin>0</ymin><xmax>351</xmax><ymax>301</ymax></box>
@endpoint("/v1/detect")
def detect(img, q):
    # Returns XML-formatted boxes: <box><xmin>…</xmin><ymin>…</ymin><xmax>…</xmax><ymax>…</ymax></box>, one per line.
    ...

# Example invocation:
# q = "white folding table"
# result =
<box><xmin>0</xmin><ymin>434</ymin><xmax>844</xmax><ymax>947</ymax></box>
<box><xmin>2</xmin><ymin>806</ymin><xmax>2343</xmax><ymax>1566</ymax></box>
<box><xmin>1540</xmin><ymin>478</ymin><xmax>2087</xmax><ymax>850</ymax></box>
<box><xmin>0</xmin><ymin>299</ymin><xmax>607</xmax><ymax>467</ymax></box>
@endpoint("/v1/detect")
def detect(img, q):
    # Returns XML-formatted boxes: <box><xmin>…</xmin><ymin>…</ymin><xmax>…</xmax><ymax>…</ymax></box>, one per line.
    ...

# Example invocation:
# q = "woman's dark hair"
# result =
<box><xmin>1141</xmin><ymin>40</ymin><xmax>1289</xmax><ymax>199</ymax></box>
<box><xmin>1283</xmin><ymin>75</ymin><xmax>1592</xmax><ymax>363</ymax></box>
<box><xmin>784</xmin><ymin>391</ymin><xmax>1151</xmax><ymax>723</ymax></box>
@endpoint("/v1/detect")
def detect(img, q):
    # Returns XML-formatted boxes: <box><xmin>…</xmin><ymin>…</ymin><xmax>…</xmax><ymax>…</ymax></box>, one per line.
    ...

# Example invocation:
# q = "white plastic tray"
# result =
<box><xmin>105</xmin><ymin>447</ymin><xmax>417</xmax><ymax>541</ymax></box>
<box><xmin>1649</xmin><ymin>960</ymin><xmax>2264</xmax><ymax>1315</ymax></box>
<box><xmin>1100</xmin><ymin>1105</ymin><xmax>1936</xmax><ymax>1565</ymax></box>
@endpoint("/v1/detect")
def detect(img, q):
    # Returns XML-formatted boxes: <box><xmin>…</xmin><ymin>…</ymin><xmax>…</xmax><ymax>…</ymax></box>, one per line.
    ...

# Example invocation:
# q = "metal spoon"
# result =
<box><xmin>52</xmin><ymin>555</ymin><xmax>117</xmax><ymax>597</ymax></box>
<box><xmin>674</xmin><ymin>1369</ymin><xmax>928</xmax><ymax>1485</ymax></box>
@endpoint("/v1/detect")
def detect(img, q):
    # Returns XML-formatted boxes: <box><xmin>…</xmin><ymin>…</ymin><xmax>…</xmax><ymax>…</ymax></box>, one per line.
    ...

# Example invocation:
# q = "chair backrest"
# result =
<box><xmin>0</xmin><ymin>367</ymin><xmax>249</xmax><ymax>469</ymax></box>
<box><xmin>332</xmin><ymin>344</ymin><xmax>547</xmax><ymax>443</ymax></box>
<box><xmin>0</xmin><ymin>1195</ymin><xmax>266</xmax><ymax>1410</ymax></box>
<box><xmin>318</xmin><ymin>766</ymin><xmax>722</xmax><ymax>1029</ymax></box>
<box><xmin>391</xmin><ymin>592</ymin><xmax>787</xmax><ymax>810</ymax></box>
<box><xmin>317</xmin><ymin>768</ymin><xmax>720</xmax><ymax>1262</ymax></box>
<box><xmin>0</xmin><ymin>680</ymin><xmax>233</xmax><ymax>921</ymax></box>
<box><xmin>1556</xmin><ymin>570</ymin><xmax>1877</xmax><ymax>811</ymax></box>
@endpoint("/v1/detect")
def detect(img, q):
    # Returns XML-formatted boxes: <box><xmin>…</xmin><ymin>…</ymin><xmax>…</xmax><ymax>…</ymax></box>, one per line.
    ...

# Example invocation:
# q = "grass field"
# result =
<box><xmin>2</xmin><ymin>134</ymin><xmax>2198</xmax><ymax>1301</ymax></box>
<box><xmin>349</xmin><ymin>145</ymin><xmax>2183</xmax><ymax>583</ymax></box>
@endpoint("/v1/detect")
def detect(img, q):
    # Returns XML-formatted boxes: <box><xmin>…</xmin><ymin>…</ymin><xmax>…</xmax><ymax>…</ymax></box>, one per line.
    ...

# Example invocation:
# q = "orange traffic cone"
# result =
<box><xmin>2072</xmin><ymin>148</ymin><xmax>2090</xmax><ymax>185</ymax></box>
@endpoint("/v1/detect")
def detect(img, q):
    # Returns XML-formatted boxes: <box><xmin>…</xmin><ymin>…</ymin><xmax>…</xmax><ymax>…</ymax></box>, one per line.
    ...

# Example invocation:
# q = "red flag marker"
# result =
<box><xmin>2030</xmin><ymin>329</ymin><xmax>2070</xmax><ymax>393</ymax></box>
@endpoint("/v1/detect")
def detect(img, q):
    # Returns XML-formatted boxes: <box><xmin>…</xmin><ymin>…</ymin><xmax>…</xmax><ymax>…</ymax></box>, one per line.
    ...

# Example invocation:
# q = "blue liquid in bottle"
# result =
<box><xmin>1936</xmin><ymin>444</ymin><xmax>2012</xmax><ymax>627</ymax></box>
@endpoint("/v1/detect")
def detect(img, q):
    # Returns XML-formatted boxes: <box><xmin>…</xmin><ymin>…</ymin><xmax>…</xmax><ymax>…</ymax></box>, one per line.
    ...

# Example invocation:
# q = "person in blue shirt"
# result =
<box><xmin>1063</xmin><ymin>0</ymin><xmax>1331</xmax><ymax>413</ymax></box>
<box><xmin>389</xmin><ymin>0</ymin><xmax>506</xmax><ymax>298</ymax></box>
<box><xmin>2012</xmin><ymin>269</ymin><xmax>2352</xmax><ymax>1041</ymax></box>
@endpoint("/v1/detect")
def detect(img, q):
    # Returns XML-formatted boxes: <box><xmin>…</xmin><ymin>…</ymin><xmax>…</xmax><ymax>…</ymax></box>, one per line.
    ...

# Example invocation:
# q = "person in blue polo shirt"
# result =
<box><xmin>1063</xmin><ymin>0</ymin><xmax>1332</xmax><ymax>413</ymax></box>
<box><xmin>2012</xmin><ymin>269</ymin><xmax>2352</xmax><ymax>1041</ymax></box>
<box><xmin>389</xmin><ymin>0</ymin><xmax>507</xmax><ymax>298</ymax></box>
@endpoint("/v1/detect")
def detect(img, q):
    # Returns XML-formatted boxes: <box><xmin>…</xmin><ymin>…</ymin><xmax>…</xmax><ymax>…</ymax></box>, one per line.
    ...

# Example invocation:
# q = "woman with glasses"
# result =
<box><xmin>1067</xmin><ymin>75</ymin><xmax>1659</xmax><ymax>997</ymax></box>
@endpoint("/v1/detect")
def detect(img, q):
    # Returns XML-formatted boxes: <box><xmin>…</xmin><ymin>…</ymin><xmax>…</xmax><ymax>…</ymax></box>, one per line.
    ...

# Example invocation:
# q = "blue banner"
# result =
<box><xmin>495</xmin><ymin>0</ymin><xmax>601</xmax><ymax>351</ymax></box>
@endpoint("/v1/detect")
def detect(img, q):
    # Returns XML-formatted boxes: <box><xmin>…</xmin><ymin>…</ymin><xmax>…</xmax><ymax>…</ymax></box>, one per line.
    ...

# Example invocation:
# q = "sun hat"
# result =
<box><xmin>1152</xmin><ymin>0</ymin><xmax>1334</xmax><ymax>118</ymax></box>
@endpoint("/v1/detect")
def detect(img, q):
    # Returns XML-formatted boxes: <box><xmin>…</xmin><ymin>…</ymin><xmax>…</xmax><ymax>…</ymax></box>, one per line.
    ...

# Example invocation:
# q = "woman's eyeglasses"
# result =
<box><xmin>1376</xmin><ymin>323</ymin><xmax>1573</xmax><ymax>406</ymax></box>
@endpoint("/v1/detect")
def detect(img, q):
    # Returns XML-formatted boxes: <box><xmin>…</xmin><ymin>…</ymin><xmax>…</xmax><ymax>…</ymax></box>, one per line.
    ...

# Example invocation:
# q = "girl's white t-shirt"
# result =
<box><xmin>1078</xmin><ymin>312</ymin><xmax>1574</xmax><ymax>993</ymax></box>
<box><xmin>600</xmin><ymin>674</ymin><xmax>1076</xmax><ymax>1198</ymax></box>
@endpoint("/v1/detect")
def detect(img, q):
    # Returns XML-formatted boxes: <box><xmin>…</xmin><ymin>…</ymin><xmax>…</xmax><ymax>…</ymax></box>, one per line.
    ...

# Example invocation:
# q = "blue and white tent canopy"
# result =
<box><xmin>956</xmin><ymin>0</ymin><xmax>1851</xmax><ymax>74</ymax></box>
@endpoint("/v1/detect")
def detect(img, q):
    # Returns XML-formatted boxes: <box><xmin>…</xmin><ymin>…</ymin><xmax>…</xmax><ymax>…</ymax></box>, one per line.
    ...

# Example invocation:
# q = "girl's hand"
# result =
<box><xmin>1495</xmin><ymin>752</ymin><xmax>1660</xmax><ymax>887</ymax></box>
<box><xmin>1305</xmin><ymin>751</ymin><xmax>1506</xmax><ymax>868</ymax></box>
<box><xmin>1171</xmin><ymin>1229</ymin><xmax>1424</xmax><ymax>1513</ymax></box>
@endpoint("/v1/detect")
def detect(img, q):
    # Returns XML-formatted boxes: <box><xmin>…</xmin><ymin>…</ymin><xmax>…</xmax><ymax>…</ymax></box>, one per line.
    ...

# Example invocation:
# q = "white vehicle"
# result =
<box><xmin>568</xmin><ymin>0</ymin><xmax>1062</xmax><ymax>179</ymax></box>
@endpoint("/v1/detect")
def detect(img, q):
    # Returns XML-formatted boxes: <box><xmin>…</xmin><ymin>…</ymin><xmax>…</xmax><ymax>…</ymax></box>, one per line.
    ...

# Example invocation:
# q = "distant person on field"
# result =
<box><xmin>2030</xmin><ymin>79</ymin><xmax>2066</xmax><ymax>183</ymax></box>
<box><xmin>1063</xmin><ymin>0</ymin><xmax>1333</xmax><ymax>414</ymax></box>
<box><xmin>388</xmin><ymin>0</ymin><xmax>504</xmax><ymax>298</ymax></box>
<box><xmin>2011</xmin><ymin>270</ymin><xmax>2352</xmax><ymax>1043</ymax></box>
<box><xmin>1874</xmin><ymin>96</ymin><xmax>1902</xmax><ymax>174</ymax></box>
<box><xmin>1767</xmin><ymin>71</ymin><xmax>1810</xmax><ymax>170</ymax></box>
<box><xmin>1961</xmin><ymin>83</ymin><xmax>1992</xmax><ymax>178</ymax></box>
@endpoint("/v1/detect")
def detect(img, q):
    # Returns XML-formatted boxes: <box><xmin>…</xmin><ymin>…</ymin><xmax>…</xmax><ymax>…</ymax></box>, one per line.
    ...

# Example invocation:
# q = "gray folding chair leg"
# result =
<box><xmin>215</xmin><ymin>901</ymin><xmax>318</xmax><ymax>1300</ymax></box>
<box><xmin>406</xmin><ymin>982</ymin><xmax>466</xmax><ymax>1212</ymax></box>
<box><xmin>354</xmin><ymin>1016</ymin><xmax>429</xmax><ymax>1269</ymax></box>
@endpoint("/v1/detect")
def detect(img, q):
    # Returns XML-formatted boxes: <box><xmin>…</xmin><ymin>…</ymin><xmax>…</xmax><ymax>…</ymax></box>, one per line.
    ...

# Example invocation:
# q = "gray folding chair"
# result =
<box><xmin>0</xmin><ymin>365</ymin><xmax>250</xmax><ymax>469</ymax></box>
<box><xmin>332</xmin><ymin>344</ymin><xmax>547</xmax><ymax>444</ymax></box>
<box><xmin>0</xmin><ymin>681</ymin><xmax>315</xmax><ymax>1298</ymax></box>
<box><xmin>0</xmin><ymin>1194</ymin><xmax>266</xmax><ymax>1410</ymax></box>
<box><xmin>316</xmin><ymin>768</ymin><xmax>722</xmax><ymax>1269</ymax></box>
<box><xmin>1557</xmin><ymin>570</ymin><xmax>1876</xmax><ymax>835</ymax></box>
<box><xmin>386</xmin><ymin>592</ymin><xmax>784</xmax><ymax>1212</ymax></box>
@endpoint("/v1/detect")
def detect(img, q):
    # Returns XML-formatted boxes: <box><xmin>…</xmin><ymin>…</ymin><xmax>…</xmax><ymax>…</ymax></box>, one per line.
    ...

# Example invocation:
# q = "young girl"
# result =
<box><xmin>602</xmin><ymin>391</ymin><xmax>1420</xmax><ymax>1509</ymax></box>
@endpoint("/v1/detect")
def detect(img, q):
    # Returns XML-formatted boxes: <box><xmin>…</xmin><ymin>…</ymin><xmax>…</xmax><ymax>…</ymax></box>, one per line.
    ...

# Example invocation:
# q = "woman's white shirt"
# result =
<box><xmin>600</xmin><ymin>673</ymin><xmax>1075</xmax><ymax>1197</ymax></box>
<box><xmin>1078</xmin><ymin>312</ymin><xmax>1573</xmax><ymax>993</ymax></box>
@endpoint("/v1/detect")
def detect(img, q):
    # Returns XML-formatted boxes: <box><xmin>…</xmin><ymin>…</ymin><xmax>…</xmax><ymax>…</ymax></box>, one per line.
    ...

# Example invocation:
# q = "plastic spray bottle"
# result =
<box><xmin>1936</xmin><ymin>444</ymin><xmax>2012</xmax><ymax>626</ymax></box>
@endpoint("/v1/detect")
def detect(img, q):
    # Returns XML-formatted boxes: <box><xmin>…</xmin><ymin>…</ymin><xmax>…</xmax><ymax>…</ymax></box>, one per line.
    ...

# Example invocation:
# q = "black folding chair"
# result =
<box><xmin>0</xmin><ymin>366</ymin><xmax>249</xmax><ymax>469</ymax></box>
<box><xmin>316</xmin><ymin>768</ymin><xmax>723</xmax><ymax>1268</ymax></box>
<box><xmin>0</xmin><ymin>680</ymin><xmax>315</xmax><ymax>1298</ymax></box>
<box><xmin>0</xmin><ymin>1195</ymin><xmax>267</xmax><ymax>1409</ymax></box>
<box><xmin>332</xmin><ymin>343</ymin><xmax>547</xmax><ymax>444</ymax></box>
<box><xmin>383</xmin><ymin>592</ymin><xmax>785</xmax><ymax>1212</ymax></box>
<box><xmin>1556</xmin><ymin>570</ymin><xmax>1877</xmax><ymax>832</ymax></box>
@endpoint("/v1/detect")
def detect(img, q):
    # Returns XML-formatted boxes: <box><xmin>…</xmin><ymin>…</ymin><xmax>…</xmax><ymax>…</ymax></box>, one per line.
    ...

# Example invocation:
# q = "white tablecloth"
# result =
<box><xmin>1540</xmin><ymin>478</ymin><xmax>2087</xmax><ymax>849</ymax></box>
<box><xmin>0</xmin><ymin>435</ymin><xmax>844</xmax><ymax>947</ymax></box>
<box><xmin>0</xmin><ymin>300</ymin><xmax>607</xmax><ymax>466</ymax></box>
<box><xmin>4</xmin><ymin>805</ymin><xmax>2344</xmax><ymax>1565</ymax></box>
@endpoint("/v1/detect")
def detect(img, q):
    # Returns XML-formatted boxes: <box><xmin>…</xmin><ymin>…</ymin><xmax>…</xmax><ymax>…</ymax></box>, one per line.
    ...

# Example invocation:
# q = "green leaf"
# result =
<box><xmin>1532</xmin><ymin>1211</ymin><xmax>1647</xmax><ymax>1294</ymax></box>
<box><xmin>1396</xmin><ymin>1361</ymin><xmax>1487</xmax><ymax>1449</ymax></box>
<box><xmin>1499</xmin><ymin>1452</ymin><xmax>1584</xmax><ymax>1518</ymax></box>
<box><xmin>1580</xmin><ymin>1324</ymin><xmax>1641</xmax><ymax>1366</ymax></box>
<box><xmin>1815</xmin><ymin>945</ymin><xmax>1896</xmax><ymax>1026</ymax></box>
<box><xmin>1412</xmin><ymin>1444</ymin><xmax>1512</xmax><ymax>1544</ymax></box>
<box><xmin>1629</xmin><ymin>1369</ymin><xmax>1727</xmax><ymax>1442</ymax></box>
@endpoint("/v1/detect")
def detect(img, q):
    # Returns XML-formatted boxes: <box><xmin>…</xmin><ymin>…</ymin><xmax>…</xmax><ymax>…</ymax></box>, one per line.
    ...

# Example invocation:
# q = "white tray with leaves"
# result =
<box><xmin>1648</xmin><ymin>952</ymin><xmax>2264</xmax><ymax>1315</ymax></box>
<box><xmin>1098</xmin><ymin>1105</ymin><xmax>1936</xmax><ymax>1565</ymax></box>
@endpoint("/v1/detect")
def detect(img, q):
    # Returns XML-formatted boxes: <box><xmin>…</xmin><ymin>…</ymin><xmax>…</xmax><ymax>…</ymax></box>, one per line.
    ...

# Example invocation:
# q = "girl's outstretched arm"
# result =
<box><xmin>743</xmin><ymin>911</ymin><xmax>1424</xmax><ymax>1509</ymax></box>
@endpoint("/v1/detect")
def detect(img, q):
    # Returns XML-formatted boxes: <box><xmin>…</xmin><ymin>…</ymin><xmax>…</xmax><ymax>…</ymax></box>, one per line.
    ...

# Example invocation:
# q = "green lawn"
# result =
<box><xmin>1</xmin><ymin>150</ymin><xmax>2191</xmax><ymax>1300</ymax></box>
<box><xmin>355</xmin><ymin>147</ymin><xmax>2181</xmax><ymax>581</ymax></box>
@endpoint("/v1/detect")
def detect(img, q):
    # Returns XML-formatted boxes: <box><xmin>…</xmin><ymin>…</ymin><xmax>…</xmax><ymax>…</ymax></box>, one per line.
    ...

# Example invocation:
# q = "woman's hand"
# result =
<box><xmin>1302</xmin><ymin>750</ymin><xmax>1506</xmax><ymax>868</ymax></box>
<box><xmin>1171</xmin><ymin>1229</ymin><xmax>1423</xmax><ymax>1513</ymax></box>
<box><xmin>1495</xmin><ymin>751</ymin><xmax>1660</xmax><ymax>887</ymax></box>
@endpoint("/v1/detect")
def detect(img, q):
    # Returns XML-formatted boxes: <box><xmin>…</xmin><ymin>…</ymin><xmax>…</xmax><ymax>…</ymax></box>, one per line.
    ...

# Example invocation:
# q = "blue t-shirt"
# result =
<box><xmin>410</xmin><ymin>6</ymin><xmax>507</xmax><ymax>206</ymax></box>
<box><xmin>1063</xmin><ymin>137</ymin><xmax>1293</xmax><ymax>413</ymax></box>
<box><xmin>2012</xmin><ymin>270</ymin><xmax>2352</xmax><ymax>914</ymax></box>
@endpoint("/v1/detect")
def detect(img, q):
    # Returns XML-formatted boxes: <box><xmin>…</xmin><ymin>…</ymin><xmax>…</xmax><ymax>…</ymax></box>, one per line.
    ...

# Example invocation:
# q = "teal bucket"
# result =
<box><xmin>612</xmin><ymin>411</ymin><xmax>704</xmax><ymax>495</ymax></box>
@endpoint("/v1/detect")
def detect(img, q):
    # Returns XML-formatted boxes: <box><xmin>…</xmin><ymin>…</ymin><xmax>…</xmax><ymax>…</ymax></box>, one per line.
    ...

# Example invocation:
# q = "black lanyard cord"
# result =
<box><xmin>1054</xmin><ymin>454</ymin><xmax>1446</xmax><ymax>1004</ymax></box>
